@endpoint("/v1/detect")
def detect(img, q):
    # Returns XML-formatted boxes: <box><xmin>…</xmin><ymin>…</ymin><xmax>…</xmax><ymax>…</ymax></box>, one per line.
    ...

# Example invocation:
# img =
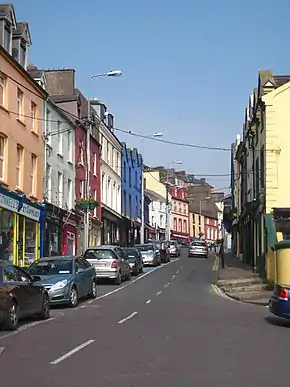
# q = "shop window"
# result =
<box><xmin>0</xmin><ymin>210</ymin><xmax>14</xmax><ymax>263</ymax></box>
<box><xmin>24</xmin><ymin>218</ymin><xmax>37</xmax><ymax>266</ymax></box>
<box><xmin>67</xmin><ymin>232</ymin><xmax>75</xmax><ymax>255</ymax></box>
<box><xmin>18</xmin><ymin>216</ymin><xmax>24</xmax><ymax>266</ymax></box>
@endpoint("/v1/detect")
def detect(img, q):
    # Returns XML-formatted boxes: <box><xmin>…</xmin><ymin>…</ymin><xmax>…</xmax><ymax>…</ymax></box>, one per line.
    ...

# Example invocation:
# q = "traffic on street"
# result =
<box><xmin>0</xmin><ymin>250</ymin><xmax>288</xmax><ymax>386</ymax></box>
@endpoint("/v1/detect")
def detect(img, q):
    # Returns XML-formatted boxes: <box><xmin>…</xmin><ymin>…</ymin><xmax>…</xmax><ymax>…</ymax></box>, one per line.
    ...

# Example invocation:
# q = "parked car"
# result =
<box><xmin>269</xmin><ymin>284</ymin><xmax>290</xmax><ymax>319</ymax></box>
<box><xmin>188</xmin><ymin>240</ymin><xmax>208</xmax><ymax>258</ymax></box>
<box><xmin>84</xmin><ymin>245</ymin><xmax>131</xmax><ymax>285</ymax></box>
<box><xmin>135</xmin><ymin>244</ymin><xmax>161</xmax><ymax>266</ymax></box>
<box><xmin>27</xmin><ymin>256</ymin><xmax>97</xmax><ymax>307</ymax></box>
<box><xmin>167</xmin><ymin>241</ymin><xmax>181</xmax><ymax>257</ymax></box>
<box><xmin>0</xmin><ymin>260</ymin><xmax>50</xmax><ymax>331</ymax></box>
<box><xmin>147</xmin><ymin>240</ymin><xmax>170</xmax><ymax>263</ymax></box>
<box><xmin>123</xmin><ymin>247</ymin><xmax>143</xmax><ymax>275</ymax></box>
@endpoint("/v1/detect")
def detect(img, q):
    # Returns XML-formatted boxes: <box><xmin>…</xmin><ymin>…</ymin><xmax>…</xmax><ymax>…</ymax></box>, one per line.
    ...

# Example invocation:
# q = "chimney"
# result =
<box><xmin>107</xmin><ymin>113</ymin><xmax>114</xmax><ymax>132</ymax></box>
<box><xmin>90</xmin><ymin>99</ymin><xmax>107</xmax><ymax>123</ymax></box>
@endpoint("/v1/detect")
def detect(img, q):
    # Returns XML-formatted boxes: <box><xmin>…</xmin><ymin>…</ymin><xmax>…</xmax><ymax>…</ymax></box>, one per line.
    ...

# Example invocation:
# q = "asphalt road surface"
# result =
<box><xmin>0</xmin><ymin>250</ymin><xmax>289</xmax><ymax>386</ymax></box>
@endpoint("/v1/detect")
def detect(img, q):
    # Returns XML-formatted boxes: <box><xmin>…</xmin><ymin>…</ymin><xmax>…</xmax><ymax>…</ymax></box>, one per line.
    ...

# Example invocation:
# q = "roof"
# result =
<box><xmin>145</xmin><ymin>189</ymin><xmax>165</xmax><ymax>203</ymax></box>
<box><xmin>189</xmin><ymin>199</ymin><xmax>220</xmax><ymax>219</ymax></box>
<box><xmin>0</xmin><ymin>45</ymin><xmax>48</xmax><ymax>99</ymax></box>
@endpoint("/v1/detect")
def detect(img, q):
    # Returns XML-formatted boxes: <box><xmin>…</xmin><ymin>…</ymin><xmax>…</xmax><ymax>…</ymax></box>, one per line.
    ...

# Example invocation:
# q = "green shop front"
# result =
<box><xmin>0</xmin><ymin>186</ymin><xmax>45</xmax><ymax>267</ymax></box>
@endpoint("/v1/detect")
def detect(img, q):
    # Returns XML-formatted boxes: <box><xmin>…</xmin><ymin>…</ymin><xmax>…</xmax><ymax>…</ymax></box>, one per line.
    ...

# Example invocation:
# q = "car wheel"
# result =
<box><xmin>140</xmin><ymin>265</ymin><xmax>143</xmax><ymax>273</ymax></box>
<box><xmin>127</xmin><ymin>271</ymin><xmax>131</xmax><ymax>280</ymax></box>
<box><xmin>68</xmin><ymin>286</ymin><xmax>78</xmax><ymax>308</ymax></box>
<box><xmin>115</xmin><ymin>271</ymin><xmax>122</xmax><ymax>285</ymax></box>
<box><xmin>4</xmin><ymin>300</ymin><xmax>19</xmax><ymax>331</ymax></box>
<box><xmin>38</xmin><ymin>293</ymin><xmax>50</xmax><ymax>320</ymax></box>
<box><xmin>89</xmin><ymin>279</ymin><xmax>97</xmax><ymax>299</ymax></box>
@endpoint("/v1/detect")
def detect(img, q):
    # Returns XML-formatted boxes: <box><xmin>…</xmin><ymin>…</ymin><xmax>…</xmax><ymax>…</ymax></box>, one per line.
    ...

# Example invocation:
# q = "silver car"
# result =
<box><xmin>188</xmin><ymin>240</ymin><xmax>208</xmax><ymax>258</ymax></box>
<box><xmin>135</xmin><ymin>244</ymin><xmax>161</xmax><ymax>266</ymax></box>
<box><xmin>84</xmin><ymin>245</ymin><xmax>131</xmax><ymax>285</ymax></box>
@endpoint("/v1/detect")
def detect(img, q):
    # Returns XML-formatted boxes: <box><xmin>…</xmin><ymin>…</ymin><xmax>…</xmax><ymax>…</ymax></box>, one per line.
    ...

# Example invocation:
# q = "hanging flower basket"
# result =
<box><xmin>76</xmin><ymin>198</ymin><xmax>98</xmax><ymax>211</ymax></box>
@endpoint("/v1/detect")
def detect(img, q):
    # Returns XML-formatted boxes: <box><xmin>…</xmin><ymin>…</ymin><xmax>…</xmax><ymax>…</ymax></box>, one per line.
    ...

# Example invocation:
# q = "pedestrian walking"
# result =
<box><xmin>219</xmin><ymin>238</ymin><xmax>225</xmax><ymax>269</ymax></box>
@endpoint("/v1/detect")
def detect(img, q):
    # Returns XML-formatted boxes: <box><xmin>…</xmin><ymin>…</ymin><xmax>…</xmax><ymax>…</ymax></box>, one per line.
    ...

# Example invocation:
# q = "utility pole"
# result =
<box><xmin>164</xmin><ymin>161</ymin><xmax>182</xmax><ymax>241</ymax></box>
<box><xmin>140</xmin><ymin>133</ymin><xmax>163</xmax><ymax>244</ymax></box>
<box><xmin>83</xmin><ymin>99</ymin><xmax>91</xmax><ymax>252</ymax></box>
<box><xmin>140</xmin><ymin>169</ymin><xmax>145</xmax><ymax>244</ymax></box>
<box><xmin>83</xmin><ymin>70</ymin><xmax>122</xmax><ymax>252</ymax></box>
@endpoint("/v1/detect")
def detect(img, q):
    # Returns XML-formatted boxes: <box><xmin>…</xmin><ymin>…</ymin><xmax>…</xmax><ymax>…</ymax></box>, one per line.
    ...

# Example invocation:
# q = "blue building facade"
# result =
<box><xmin>121</xmin><ymin>143</ymin><xmax>142</xmax><ymax>246</ymax></box>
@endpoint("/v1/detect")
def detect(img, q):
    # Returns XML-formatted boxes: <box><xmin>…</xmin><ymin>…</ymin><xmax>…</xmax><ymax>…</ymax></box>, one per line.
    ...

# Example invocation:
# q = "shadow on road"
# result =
<box><xmin>264</xmin><ymin>315</ymin><xmax>290</xmax><ymax>328</ymax></box>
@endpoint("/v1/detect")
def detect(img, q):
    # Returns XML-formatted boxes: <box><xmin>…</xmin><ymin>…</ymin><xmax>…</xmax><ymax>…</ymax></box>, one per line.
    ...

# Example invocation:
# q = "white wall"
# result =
<box><xmin>99</xmin><ymin>123</ymin><xmax>122</xmax><ymax>214</ymax></box>
<box><xmin>44</xmin><ymin>102</ymin><xmax>75</xmax><ymax>210</ymax></box>
<box><xmin>149</xmin><ymin>200</ymin><xmax>166</xmax><ymax>229</ymax></box>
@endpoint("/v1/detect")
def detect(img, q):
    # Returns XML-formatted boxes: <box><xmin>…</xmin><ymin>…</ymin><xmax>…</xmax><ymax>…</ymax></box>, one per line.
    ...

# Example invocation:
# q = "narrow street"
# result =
<box><xmin>0</xmin><ymin>251</ymin><xmax>288</xmax><ymax>387</ymax></box>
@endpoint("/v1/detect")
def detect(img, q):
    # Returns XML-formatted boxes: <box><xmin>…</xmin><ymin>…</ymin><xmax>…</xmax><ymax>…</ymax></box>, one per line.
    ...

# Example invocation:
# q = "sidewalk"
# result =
<box><xmin>216</xmin><ymin>251</ymin><xmax>272</xmax><ymax>306</ymax></box>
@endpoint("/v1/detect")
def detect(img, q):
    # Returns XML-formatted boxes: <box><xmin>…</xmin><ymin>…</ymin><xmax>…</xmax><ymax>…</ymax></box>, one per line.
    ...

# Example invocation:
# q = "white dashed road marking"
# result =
<box><xmin>146</xmin><ymin>300</ymin><xmax>151</xmax><ymax>304</ymax></box>
<box><xmin>156</xmin><ymin>291</ymin><xmax>162</xmax><ymax>296</ymax></box>
<box><xmin>118</xmin><ymin>312</ymin><xmax>138</xmax><ymax>324</ymax></box>
<box><xmin>50</xmin><ymin>339</ymin><xmax>95</xmax><ymax>365</ymax></box>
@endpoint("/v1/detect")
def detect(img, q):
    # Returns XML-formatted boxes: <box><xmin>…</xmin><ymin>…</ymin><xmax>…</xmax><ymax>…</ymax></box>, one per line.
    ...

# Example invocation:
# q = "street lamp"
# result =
<box><xmin>83</xmin><ymin>70</ymin><xmax>123</xmax><ymax>252</ymax></box>
<box><xmin>165</xmin><ymin>160</ymin><xmax>183</xmax><ymax>241</ymax></box>
<box><xmin>140</xmin><ymin>132</ymin><xmax>164</xmax><ymax>244</ymax></box>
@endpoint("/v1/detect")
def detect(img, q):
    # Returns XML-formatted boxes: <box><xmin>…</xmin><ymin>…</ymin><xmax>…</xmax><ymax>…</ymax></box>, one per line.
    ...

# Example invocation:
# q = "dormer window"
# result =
<box><xmin>3</xmin><ymin>24</ymin><xmax>11</xmax><ymax>52</ymax></box>
<box><xmin>19</xmin><ymin>42</ymin><xmax>26</xmax><ymax>67</ymax></box>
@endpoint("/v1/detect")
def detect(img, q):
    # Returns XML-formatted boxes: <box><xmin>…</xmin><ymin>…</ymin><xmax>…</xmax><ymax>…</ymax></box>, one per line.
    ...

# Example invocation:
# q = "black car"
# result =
<box><xmin>0</xmin><ymin>260</ymin><xmax>50</xmax><ymax>331</ymax></box>
<box><xmin>123</xmin><ymin>248</ymin><xmax>143</xmax><ymax>275</ymax></box>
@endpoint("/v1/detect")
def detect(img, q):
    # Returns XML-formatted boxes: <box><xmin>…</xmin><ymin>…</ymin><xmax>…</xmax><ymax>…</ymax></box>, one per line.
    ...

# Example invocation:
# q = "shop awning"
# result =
<box><xmin>171</xmin><ymin>232</ymin><xmax>189</xmax><ymax>239</ymax></box>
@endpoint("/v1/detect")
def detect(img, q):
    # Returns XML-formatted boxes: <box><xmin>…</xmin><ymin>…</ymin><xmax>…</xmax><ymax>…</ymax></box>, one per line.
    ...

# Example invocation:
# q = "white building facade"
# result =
<box><xmin>92</xmin><ymin>100</ymin><xmax>122</xmax><ymax>244</ymax></box>
<box><xmin>145</xmin><ymin>189</ymin><xmax>167</xmax><ymax>240</ymax></box>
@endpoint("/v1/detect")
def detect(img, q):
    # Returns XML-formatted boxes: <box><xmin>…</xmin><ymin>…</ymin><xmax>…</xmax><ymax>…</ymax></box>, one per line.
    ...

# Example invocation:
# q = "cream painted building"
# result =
<box><xmin>143</xmin><ymin>171</ymin><xmax>172</xmax><ymax>233</ymax></box>
<box><xmin>234</xmin><ymin>70</ymin><xmax>290</xmax><ymax>279</ymax></box>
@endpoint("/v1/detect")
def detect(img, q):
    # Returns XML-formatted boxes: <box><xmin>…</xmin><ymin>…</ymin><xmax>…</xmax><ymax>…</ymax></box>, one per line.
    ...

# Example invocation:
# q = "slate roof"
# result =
<box><xmin>189</xmin><ymin>199</ymin><xmax>220</xmax><ymax>219</ymax></box>
<box><xmin>145</xmin><ymin>189</ymin><xmax>166</xmax><ymax>203</ymax></box>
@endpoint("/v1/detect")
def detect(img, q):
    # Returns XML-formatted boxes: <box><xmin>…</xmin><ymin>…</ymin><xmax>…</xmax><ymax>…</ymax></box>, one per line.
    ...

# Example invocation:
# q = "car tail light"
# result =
<box><xmin>111</xmin><ymin>260</ymin><xmax>118</xmax><ymax>269</ymax></box>
<box><xmin>279</xmin><ymin>287</ymin><xmax>288</xmax><ymax>300</ymax></box>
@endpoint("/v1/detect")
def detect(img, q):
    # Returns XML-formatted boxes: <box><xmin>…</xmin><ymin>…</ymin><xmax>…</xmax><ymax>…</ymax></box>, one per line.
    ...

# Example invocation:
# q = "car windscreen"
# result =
<box><xmin>191</xmin><ymin>241</ymin><xmax>206</xmax><ymax>247</ymax></box>
<box><xmin>85</xmin><ymin>249</ymin><xmax>116</xmax><ymax>260</ymax></box>
<box><xmin>168</xmin><ymin>241</ymin><xmax>176</xmax><ymax>246</ymax></box>
<box><xmin>135</xmin><ymin>245</ymin><xmax>154</xmax><ymax>252</ymax></box>
<box><xmin>28</xmin><ymin>259</ymin><xmax>73</xmax><ymax>275</ymax></box>
<box><xmin>124</xmin><ymin>250</ymin><xmax>138</xmax><ymax>261</ymax></box>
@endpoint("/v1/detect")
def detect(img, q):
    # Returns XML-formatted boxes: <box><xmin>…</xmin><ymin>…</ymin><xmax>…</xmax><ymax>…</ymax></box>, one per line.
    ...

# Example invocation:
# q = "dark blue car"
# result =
<box><xmin>269</xmin><ymin>284</ymin><xmax>290</xmax><ymax>319</ymax></box>
<box><xmin>27</xmin><ymin>256</ymin><xmax>97</xmax><ymax>307</ymax></box>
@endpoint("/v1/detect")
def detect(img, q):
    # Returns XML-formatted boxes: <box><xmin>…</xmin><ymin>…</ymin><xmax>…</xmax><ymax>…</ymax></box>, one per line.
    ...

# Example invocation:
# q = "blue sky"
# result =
<box><xmin>12</xmin><ymin>0</ymin><xmax>290</xmax><ymax>192</ymax></box>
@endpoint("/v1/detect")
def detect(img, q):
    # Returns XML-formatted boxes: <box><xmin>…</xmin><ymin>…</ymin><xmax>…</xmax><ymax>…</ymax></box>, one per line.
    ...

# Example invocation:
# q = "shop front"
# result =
<box><xmin>44</xmin><ymin>203</ymin><xmax>64</xmax><ymax>257</ymax></box>
<box><xmin>89</xmin><ymin>218</ymin><xmax>102</xmax><ymax>247</ymax></box>
<box><xmin>101</xmin><ymin>206</ymin><xmax>121</xmax><ymax>245</ymax></box>
<box><xmin>0</xmin><ymin>186</ymin><xmax>45</xmax><ymax>267</ymax></box>
<box><xmin>62</xmin><ymin>211</ymin><xmax>80</xmax><ymax>256</ymax></box>
<box><xmin>171</xmin><ymin>231</ymin><xmax>190</xmax><ymax>243</ymax></box>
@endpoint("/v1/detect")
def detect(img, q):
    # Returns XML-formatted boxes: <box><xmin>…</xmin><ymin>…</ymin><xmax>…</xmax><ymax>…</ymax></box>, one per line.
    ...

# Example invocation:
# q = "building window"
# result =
<box><xmin>57</xmin><ymin>172</ymin><xmax>63</xmax><ymax>207</ymax></box>
<box><xmin>178</xmin><ymin>219</ymin><xmax>182</xmax><ymax>232</ymax></box>
<box><xmin>46</xmin><ymin>163</ymin><xmax>52</xmax><ymax>202</ymax></box>
<box><xmin>57</xmin><ymin>122</ymin><xmax>63</xmax><ymax>155</ymax></box>
<box><xmin>93</xmin><ymin>153</ymin><xmax>97</xmax><ymax>175</ymax></box>
<box><xmin>67</xmin><ymin>178</ymin><xmax>73</xmax><ymax>209</ymax></box>
<box><xmin>3</xmin><ymin>26</ymin><xmax>10</xmax><ymax>52</ymax></box>
<box><xmin>260</xmin><ymin>146</ymin><xmax>265</xmax><ymax>188</ymax></box>
<box><xmin>174</xmin><ymin>217</ymin><xmax>177</xmax><ymax>231</ymax></box>
<box><xmin>20</xmin><ymin>43</ymin><xmax>26</xmax><ymax>67</ymax></box>
<box><xmin>30</xmin><ymin>154</ymin><xmax>37</xmax><ymax>196</ymax></box>
<box><xmin>0</xmin><ymin>73</ymin><xmax>6</xmax><ymax>107</ymax></box>
<box><xmin>45</xmin><ymin>109</ymin><xmax>51</xmax><ymax>146</ymax></box>
<box><xmin>80</xmin><ymin>141</ymin><xmax>84</xmax><ymax>164</ymax></box>
<box><xmin>93</xmin><ymin>189</ymin><xmax>97</xmax><ymax>217</ymax></box>
<box><xmin>102</xmin><ymin>172</ymin><xmax>106</xmax><ymax>203</ymax></box>
<box><xmin>183</xmin><ymin>220</ymin><xmax>187</xmax><ymax>233</ymax></box>
<box><xmin>129</xmin><ymin>167</ymin><xmax>132</xmax><ymax>186</ymax></box>
<box><xmin>80</xmin><ymin>180</ymin><xmax>85</xmax><ymax>198</ymax></box>
<box><xmin>31</xmin><ymin>102</ymin><xmax>37</xmax><ymax>132</ymax></box>
<box><xmin>107</xmin><ymin>143</ymin><xmax>110</xmax><ymax>165</ymax></box>
<box><xmin>16</xmin><ymin>145</ymin><xmax>23</xmax><ymax>188</ymax></box>
<box><xmin>67</xmin><ymin>130</ymin><xmax>72</xmax><ymax>162</ymax></box>
<box><xmin>0</xmin><ymin>135</ymin><xmax>6</xmax><ymax>180</ymax></box>
<box><xmin>17</xmin><ymin>89</ymin><xmax>23</xmax><ymax>120</ymax></box>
